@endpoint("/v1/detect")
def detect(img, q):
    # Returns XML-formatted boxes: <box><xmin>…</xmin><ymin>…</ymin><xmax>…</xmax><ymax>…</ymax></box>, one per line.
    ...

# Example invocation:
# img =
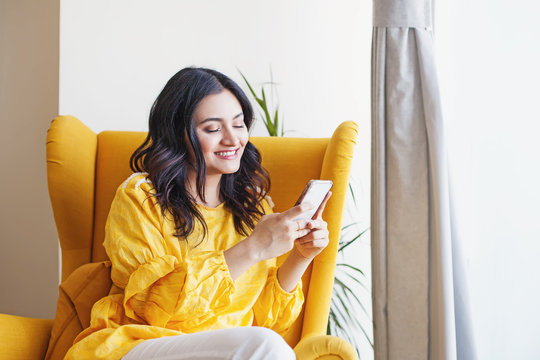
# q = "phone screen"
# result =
<box><xmin>293</xmin><ymin>180</ymin><xmax>333</xmax><ymax>220</ymax></box>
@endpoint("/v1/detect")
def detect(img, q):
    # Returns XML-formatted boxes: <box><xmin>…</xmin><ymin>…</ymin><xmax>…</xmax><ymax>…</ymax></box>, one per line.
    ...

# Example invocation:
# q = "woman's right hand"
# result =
<box><xmin>246</xmin><ymin>203</ymin><xmax>314</xmax><ymax>262</ymax></box>
<box><xmin>224</xmin><ymin>203</ymin><xmax>313</xmax><ymax>280</ymax></box>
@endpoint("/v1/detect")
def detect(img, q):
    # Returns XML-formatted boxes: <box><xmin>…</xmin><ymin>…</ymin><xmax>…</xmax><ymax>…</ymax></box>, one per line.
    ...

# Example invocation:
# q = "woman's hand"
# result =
<box><xmin>293</xmin><ymin>191</ymin><xmax>332</xmax><ymax>260</ymax></box>
<box><xmin>224</xmin><ymin>192</ymin><xmax>331</xmax><ymax>282</ymax></box>
<box><xmin>224</xmin><ymin>203</ymin><xmax>314</xmax><ymax>280</ymax></box>
<box><xmin>246</xmin><ymin>203</ymin><xmax>315</xmax><ymax>262</ymax></box>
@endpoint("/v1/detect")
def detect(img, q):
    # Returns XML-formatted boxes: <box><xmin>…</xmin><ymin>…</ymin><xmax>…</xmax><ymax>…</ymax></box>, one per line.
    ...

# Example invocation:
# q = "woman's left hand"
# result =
<box><xmin>294</xmin><ymin>191</ymin><xmax>332</xmax><ymax>260</ymax></box>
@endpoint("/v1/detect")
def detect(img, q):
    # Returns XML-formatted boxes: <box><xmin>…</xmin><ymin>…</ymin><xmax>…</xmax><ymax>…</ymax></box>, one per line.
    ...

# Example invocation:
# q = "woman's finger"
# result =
<box><xmin>296</xmin><ymin>238</ymin><xmax>329</xmax><ymax>249</ymax></box>
<box><xmin>310</xmin><ymin>238</ymin><xmax>329</xmax><ymax>248</ymax></box>
<box><xmin>307</xmin><ymin>219</ymin><xmax>327</xmax><ymax>231</ymax></box>
<box><xmin>296</xmin><ymin>228</ymin><xmax>311</xmax><ymax>238</ymax></box>
<box><xmin>296</xmin><ymin>229</ymin><xmax>329</xmax><ymax>244</ymax></box>
<box><xmin>280</xmin><ymin>202</ymin><xmax>315</xmax><ymax>220</ymax></box>
<box><xmin>294</xmin><ymin>219</ymin><xmax>312</xmax><ymax>231</ymax></box>
<box><xmin>312</xmin><ymin>191</ymin><xmax>332</xmax><ymax>219</ymax></box>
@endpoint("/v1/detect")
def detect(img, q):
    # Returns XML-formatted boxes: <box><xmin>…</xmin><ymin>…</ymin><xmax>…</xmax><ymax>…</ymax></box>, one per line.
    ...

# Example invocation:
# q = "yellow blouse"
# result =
<box><xmin>65</xmin><ymin>173</ymin><xmax>304</xmax><ymax>360</ymax></box>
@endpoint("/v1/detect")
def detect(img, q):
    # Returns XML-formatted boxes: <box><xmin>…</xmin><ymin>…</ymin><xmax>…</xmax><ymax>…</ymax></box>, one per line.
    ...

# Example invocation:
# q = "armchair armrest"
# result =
<box><xmin>300</xmin><ymin>121</ymin><xmax>359</xmax><ymax>341</ymax></box>
<box><xmin>294</xmin><ymin>335</ymin><xmax>358</xmax><ymax>360</ymax></box>
<box><xmin>0</xmin><ymin>313</ymin><xmax>53</xmax><ymax>360</ymax></box>
<box><xmin>47</xmin><ymin>115</ymin><xmax>97</xmax><ymax>280</ymax></box>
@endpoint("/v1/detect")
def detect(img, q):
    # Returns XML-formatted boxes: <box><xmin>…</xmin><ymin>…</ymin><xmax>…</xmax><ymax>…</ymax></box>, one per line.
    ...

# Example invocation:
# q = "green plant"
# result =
<box><xmin>239</xmin><ymin>70</ymin><xmax>284</xmax><ymax>136</ymax></box>
<box><xmin>240</xmin><ymin>69</ymin><xmax>371</xmax><ymax>357</ymax></box>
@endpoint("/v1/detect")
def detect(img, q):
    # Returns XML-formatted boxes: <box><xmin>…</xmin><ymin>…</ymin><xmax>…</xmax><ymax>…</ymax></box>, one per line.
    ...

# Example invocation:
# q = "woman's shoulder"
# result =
<box><xmin>113</xmin><ymin>172</ymin><xmax>157</xmax><ymax>205</ymax></box>
<box><xmin>109</xmin><ymin>172</ymin><xmax>162</xmax><ymax>221</ymax></box>
<box><xmin>121</xmin><ymin>172</ymin><xmax>152</xmax><ymax>191</ymax></box>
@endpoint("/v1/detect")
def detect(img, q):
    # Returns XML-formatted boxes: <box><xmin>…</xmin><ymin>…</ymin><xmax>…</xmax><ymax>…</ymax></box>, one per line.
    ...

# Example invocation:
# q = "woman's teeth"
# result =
<box><xmin>215</xmin><ymin>150</ymin><xmax>236</xmax><ymax>156</ymax></box>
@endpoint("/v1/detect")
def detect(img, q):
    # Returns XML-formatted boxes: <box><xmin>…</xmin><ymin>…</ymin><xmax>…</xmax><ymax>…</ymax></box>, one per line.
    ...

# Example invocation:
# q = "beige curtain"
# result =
<box><xmin>370</xmin><ymin>0</ymin><xmax>470</xmax><ymax>359</ymax></box>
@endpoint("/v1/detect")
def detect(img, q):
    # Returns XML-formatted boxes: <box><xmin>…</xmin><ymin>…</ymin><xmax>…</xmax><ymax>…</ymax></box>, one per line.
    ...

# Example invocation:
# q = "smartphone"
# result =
<box><xmin>293</xmin><ymin>180</ymin><xmax>333</xmax><ymax>221</ymax></box>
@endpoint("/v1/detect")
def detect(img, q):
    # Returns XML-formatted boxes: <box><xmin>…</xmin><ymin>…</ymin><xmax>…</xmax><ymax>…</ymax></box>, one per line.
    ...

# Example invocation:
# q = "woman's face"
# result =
<box><xmin>191</xmin><ymin>89</ymin><xmax>249</xmax><ymax>177</ymax></box>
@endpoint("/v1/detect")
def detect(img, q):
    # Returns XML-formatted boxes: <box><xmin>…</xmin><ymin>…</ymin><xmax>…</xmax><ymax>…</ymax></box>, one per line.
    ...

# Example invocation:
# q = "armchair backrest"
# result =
<box><xmin>46</xmin><ymin>115</ymin><xmax>358</xmax><ymax>346</ymax></box>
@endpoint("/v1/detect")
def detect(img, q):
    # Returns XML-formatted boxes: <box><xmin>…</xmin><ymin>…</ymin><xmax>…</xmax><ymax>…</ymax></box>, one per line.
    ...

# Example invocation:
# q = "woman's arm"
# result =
<box><xmin>277</xmin><ymin>192</ymin><xmax>331</xmax><ymax>292</ymax></box>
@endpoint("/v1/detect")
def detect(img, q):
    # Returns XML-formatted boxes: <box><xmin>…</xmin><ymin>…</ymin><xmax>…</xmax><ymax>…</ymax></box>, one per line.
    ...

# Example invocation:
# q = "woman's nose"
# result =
<box><xmin>221</xmin><ymin>126</ymin><xmax>238</xmax><ymax>145</ymax></box>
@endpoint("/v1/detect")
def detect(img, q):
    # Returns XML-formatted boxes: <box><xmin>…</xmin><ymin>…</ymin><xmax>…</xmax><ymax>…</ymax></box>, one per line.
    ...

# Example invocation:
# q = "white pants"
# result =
<box><xmin>122</xmin><ymin>327</ymin><xmax>296</xmax><ymax>360</ymax></box>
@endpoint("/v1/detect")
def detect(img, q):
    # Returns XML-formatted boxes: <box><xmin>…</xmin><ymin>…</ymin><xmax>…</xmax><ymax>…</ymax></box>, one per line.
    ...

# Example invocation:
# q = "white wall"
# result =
<box><xmin>435</xmin><ymin>1</ymin><xmax>540</xmax><ymax>359</ymax></box>
<box><xmin>59</xmin><ymin>0</ymin><xmax>371</xmax><ymax>138</ymax></box>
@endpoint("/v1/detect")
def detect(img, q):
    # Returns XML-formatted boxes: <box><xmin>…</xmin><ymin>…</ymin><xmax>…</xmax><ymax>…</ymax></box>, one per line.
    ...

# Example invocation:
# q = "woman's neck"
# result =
<box><xmin>186</xmin><ymin>171</ymin><xmax>223</xmax><ymax>208</ymax></box>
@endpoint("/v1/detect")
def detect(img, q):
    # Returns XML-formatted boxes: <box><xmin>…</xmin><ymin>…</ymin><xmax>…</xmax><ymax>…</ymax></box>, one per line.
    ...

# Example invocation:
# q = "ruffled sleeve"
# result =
<box><xmin>252</xmin><ymin>267</ymin><xmax>304</xmax><ymax>336</ymax></box>
<box><xmin>104</xmin><ymin>176</ymin><xmax>235</xmax><ymax>329</ymax></box>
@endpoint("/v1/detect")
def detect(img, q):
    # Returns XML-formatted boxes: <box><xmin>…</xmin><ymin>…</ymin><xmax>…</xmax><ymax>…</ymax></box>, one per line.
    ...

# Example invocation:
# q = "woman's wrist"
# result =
<box><xmin>223</xmin><ymin>235</ymin><xmax>260</xmax><ymax>280</ymax></box>
<box><xmin>243</xmin><ymin>234</ymin><xmax>262</xmax><ymax>263</ymax></box>
<box><xmin>277</xmin><ymin>247</ymin><xmax>313</xmax><ymax>292</ymax></box>
<box><xmin>292</xmin><ymin>245</ymin><xmax>316</xmax><ymax>262</ymax></box>
<box><xmin>289</xmin><ymin>246</ymin><xmax>314</xmax><ymax>263</ymax></box>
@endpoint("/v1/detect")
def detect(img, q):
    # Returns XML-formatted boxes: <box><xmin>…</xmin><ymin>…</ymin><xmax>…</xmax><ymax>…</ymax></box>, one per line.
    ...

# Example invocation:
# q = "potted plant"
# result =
<box><xmin>240</xmin><ymin>70</ymin><xmax>372</xmax><ymax>357</ymax></box>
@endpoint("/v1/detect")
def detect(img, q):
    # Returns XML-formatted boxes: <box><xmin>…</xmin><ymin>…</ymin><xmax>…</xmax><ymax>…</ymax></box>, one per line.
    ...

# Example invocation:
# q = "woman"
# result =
<box><xmin>65</xmin><ymin>67</ymin><xmax>331</xmax><ymax>360</ymax></box>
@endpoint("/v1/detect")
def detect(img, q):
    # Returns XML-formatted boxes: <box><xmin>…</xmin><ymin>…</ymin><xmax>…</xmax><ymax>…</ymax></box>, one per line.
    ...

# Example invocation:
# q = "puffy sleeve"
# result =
<box><xmin>252</xmin><ymin>266</ymin><xmax>304</xmax><ymax>335</ymax></box>
<box><xmin>104</xmin><ymin>177</ymin><xmax>235</xmax><ymax>329</ymax></box>
<box><xmin>251</xmin><ymin>195</ymin><xmax>304</xmax><ymax>335</ymax></box>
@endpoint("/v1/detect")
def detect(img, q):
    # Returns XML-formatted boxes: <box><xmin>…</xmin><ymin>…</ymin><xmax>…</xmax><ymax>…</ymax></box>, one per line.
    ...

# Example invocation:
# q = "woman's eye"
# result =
<box><xmin>233</xmin><ymin>125</ymin><xmax>245</xmax><ymax>129</ymax></box>
<box><xmin>205</xmin><ymin>128</ymin><xmax>220</xmax><ymax>133</ymax></box>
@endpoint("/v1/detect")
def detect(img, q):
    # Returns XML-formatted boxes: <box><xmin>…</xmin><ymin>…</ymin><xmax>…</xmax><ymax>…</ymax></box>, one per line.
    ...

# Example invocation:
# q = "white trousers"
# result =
<box><xmin>122</xmin><ymin>327</ymin><xmax>296</xmax><ymax>360</ymax></box>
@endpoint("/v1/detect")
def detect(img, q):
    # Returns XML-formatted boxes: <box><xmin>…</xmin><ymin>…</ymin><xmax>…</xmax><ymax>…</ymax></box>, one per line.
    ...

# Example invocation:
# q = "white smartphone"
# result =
<box><xmin>293</xmin><ymin>180</ymin><xmax>333</xmax><ymax>221</ymax></box>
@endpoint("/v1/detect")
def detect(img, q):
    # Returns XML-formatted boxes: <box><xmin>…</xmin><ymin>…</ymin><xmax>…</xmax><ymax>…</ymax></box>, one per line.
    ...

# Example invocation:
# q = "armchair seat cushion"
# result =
<box><xmin>45</xmin><ymin>261</ymin><xmax>112</xmax><ymax>360</ymax></box>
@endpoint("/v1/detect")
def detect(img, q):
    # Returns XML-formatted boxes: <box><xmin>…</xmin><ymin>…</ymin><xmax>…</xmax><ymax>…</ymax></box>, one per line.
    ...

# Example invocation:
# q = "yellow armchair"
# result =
<box><xmin>0</xmin><ymin>115</ymin><xmax>359</xmax><ymax>360</ymax></box>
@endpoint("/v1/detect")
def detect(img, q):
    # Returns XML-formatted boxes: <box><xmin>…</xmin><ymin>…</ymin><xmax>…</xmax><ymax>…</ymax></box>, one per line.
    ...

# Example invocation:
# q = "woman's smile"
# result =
<box><xmin>215</xmin><ymin>148</ymin><xmax>239</xmax><ymax>159</ymax></box>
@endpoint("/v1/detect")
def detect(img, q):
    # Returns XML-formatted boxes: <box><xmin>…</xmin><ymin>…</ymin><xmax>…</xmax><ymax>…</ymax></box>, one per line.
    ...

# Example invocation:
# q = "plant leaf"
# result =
<box><xmin>330</xmin><ymin>292</ymin><xmax>364</xmax><ymax>354</ymax></box>
<box><xmin>348</xmin><ymin>182</ymin><xmax>358</xmax><ymax>209</ymax></box>
<box><xmin>334</xmin><ymin>277</ymin><xmax>371</xmax><ymax>319</ymax></box>
<box><xmin>331</xmin><ymin>281</ymin><xmax>373</xmax><ymax>357</ymax></box>
<box><xmin>259</xmin><ymin>87</ymin><xmax>275</xmax><ymax>135</ymax></box>
<box><xmin>273</xmin><ymin>107</ymin><xmax>280</xmax><ymax>134</ymax></box>
<box><xmin>341</xmin><ymin>222</ymin><xmax>360</xmax><ymax>232</ymax></box>
<box><xmin>239</xmin><ymin>71</ymin><xmax>258</xmax><ymax>99</ymax></box>
<box><xmin>338</xmin><ymin>228</ymin><xmax>368</xmax><ymax>252</ymax></box>
<box><xmin>336</xmin><ymin>263</ymin><xmax>366</xmax><ymax>277</ymax></box>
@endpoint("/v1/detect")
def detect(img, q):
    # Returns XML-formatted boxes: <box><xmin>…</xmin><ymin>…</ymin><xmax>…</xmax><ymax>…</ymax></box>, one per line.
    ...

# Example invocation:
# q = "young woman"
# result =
<box><xmin>65</xmin><ymin>67</ymin><xmax>331</xmax><ymax>360</ymax></box>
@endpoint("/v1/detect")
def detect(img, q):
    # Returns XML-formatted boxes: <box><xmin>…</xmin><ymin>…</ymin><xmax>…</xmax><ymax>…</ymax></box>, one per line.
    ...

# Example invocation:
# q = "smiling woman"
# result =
<box><xmin>63</xmin><ymin>67</ymin><xmax>332</xmax><ymax>360</ymax></box>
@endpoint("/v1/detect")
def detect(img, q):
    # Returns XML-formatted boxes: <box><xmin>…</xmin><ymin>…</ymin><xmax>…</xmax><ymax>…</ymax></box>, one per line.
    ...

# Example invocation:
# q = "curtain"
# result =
<box><xmin>370</xmin><ymin>0</ymin><xmax>474</xmax><ymax>358</ymax></box>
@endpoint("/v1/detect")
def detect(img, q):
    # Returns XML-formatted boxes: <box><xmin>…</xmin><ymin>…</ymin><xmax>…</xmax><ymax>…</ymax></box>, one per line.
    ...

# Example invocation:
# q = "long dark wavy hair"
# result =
<box><xmin>130</xmin><ymin>67</ymin><xmax>270</xmax><ymax>242</ymax></box>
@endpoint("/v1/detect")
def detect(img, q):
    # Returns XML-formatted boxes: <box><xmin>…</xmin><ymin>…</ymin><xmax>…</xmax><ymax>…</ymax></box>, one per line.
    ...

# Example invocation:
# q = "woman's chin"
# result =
<box><xmin>207</xmin><ymin>165</ymin><xmax>241</xmax><ymax>176</ymax></box>
<box><xmin>223</xmin><ymin>167</ymin><xmax>241</xmax><ymax>175</ymax></box>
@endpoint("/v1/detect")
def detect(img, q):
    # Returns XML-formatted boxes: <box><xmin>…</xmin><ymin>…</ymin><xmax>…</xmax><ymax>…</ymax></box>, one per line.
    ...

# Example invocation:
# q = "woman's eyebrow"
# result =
<box><xmin>200</xmin><ymin>112</ymin><xmax>244</xmax><ymax>124</ymax></box>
